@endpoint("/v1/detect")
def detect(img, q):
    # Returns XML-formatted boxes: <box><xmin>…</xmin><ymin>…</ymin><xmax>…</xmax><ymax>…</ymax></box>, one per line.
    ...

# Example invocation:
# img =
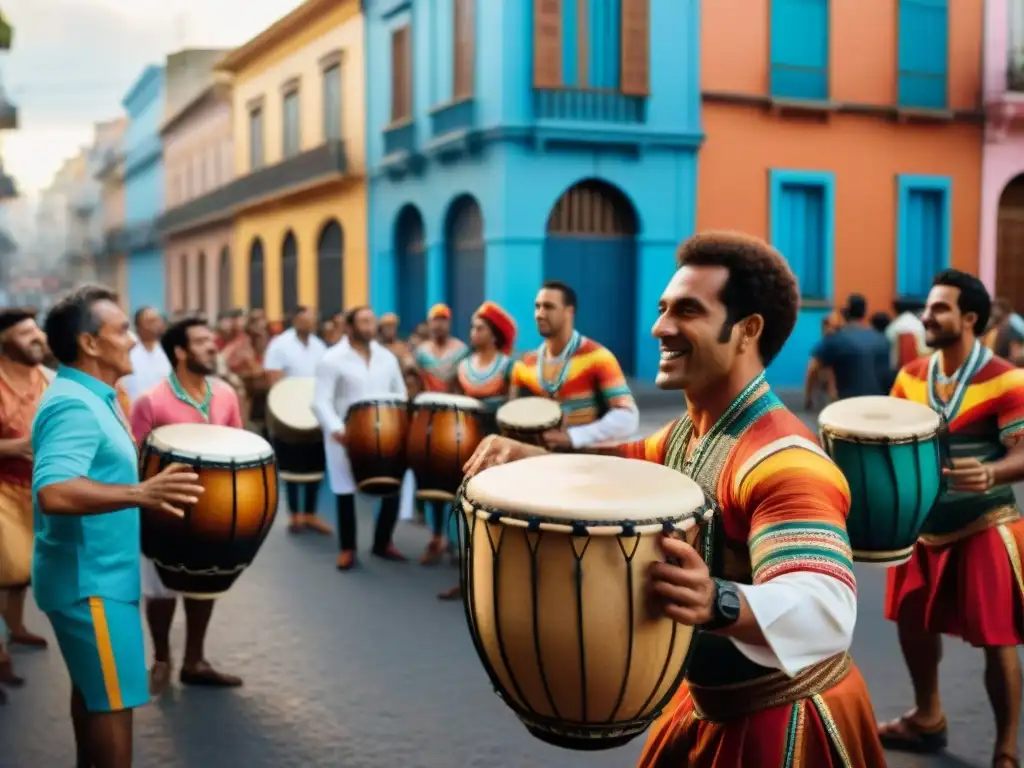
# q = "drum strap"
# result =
<box><xmin>688</xmin><ymin>652</ymin><xmax>852</xmax><ymax>723</ymax></box>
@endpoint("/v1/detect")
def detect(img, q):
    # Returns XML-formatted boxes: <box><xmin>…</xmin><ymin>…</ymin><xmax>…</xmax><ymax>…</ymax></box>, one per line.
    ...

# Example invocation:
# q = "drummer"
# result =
<box><xmin>129</xmin><ymin>316</ymin><xmax>244</xmax><ymax>694</ymax></box>
<box><xmin>0</xmin><ymin>308</ymin><xmax>52</xmax><ymax>698</ymax></box>
<box><xmin>264</xmin><ymin>306</ymin><xmax>331</xmax><ymax>534</ymax></box>
<box><xmin>466</xmin><ymin>233</ymin><xmax>886</xmax><ymax>766</ymax></box>
<box><xmin>509</xmin><ymin>280</ymin><xmax>639</xmax><ymax>449</ymax></box>
<box><xmin>312</xmin><ymin>306</ymin><xmax>409</xmax><ymax>571</ymax></box>
<box><xmin>413</xmin><ymin>304</ymin><xmax>468</xmax><ymax>564</ymax></box>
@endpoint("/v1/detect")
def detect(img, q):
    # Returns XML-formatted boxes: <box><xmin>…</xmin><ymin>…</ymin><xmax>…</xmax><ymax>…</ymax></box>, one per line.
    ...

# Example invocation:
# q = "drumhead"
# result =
<box><xmin>350</xmin><ymin>393</ymin><xmax>408</xmax><ymax>407</ymax></box>
<box><xmin>465</xmin><ymin>453</ymin><xmax>704</xmax><ymax>522</ymax></box>
<box><xmin>496</xmin><ymin>397</ymin><xmax>562</xmax><ymax>428</ymax></box>
<box><xmin>818</xmin><ymin>396</ymin><xmax>940</xmax><ymax>440</ymax></box>
<box><xmin>147</xmin><ymin>424</ymin><xmax>274</xmax><ymax>463</ymax></box>
<box><xmin>267</xmin><ymin>378</ymin><xmax>318</xmax><ymax>430</ymax></box>
<box><xmin>413</xmin><ymin>392</ymin><xmax>484</xmax><ymax>411</ymax></box>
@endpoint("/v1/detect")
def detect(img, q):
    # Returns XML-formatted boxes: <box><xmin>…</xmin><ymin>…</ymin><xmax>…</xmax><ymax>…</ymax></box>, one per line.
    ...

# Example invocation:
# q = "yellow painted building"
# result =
<box><xmin>216</xmin><ymin>0</ymin><xmax>366</xmax><ymax>323</ymax></box>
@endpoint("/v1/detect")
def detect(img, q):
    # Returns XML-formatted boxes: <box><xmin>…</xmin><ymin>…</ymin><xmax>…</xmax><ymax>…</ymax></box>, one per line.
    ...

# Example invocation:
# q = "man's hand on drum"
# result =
<box><xmin>648</xmin><ymin>535</ymin><xmax>716</xmax><ymax>626</ymax></box>
<box><xmin>463</xmin><ymin>435</ymin><xmax>546</xmax><ymax>477</ymax></box>
<box><xmin>136</xmin><ymin>463</ymin><xmax>205</xmax><ymax>518</ymax></box>
<box><xmin>541</xmin><ymin>429</ymin><xmax>572</xmax><ymax>451</ymax></box>
<box><xmin>943</xmin><ymin>457</ymin><xmax>996</xmax><ymax>493</ymax></box>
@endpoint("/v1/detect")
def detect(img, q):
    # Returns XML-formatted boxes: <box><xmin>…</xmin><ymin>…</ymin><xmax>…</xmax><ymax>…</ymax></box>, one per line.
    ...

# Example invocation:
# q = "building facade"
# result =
<box><xmin>95</xmin><ymin>118</ymin><xmax>128</xmax><ymax>302</ymax></box>
<box><xmin>216</xmin><ymin>0</ymin><xmax>364</xmax><ymax>325</ymax></box>
<box><xmin>365</xmin><ymin>0</ymin><xmax>699</xmax><ymax>379</ymax></box>
<box><xmin>122</xmin><ymin>64</ymin><xmax>166</xmax><ymax>313</ymax></box>
<box><xmin>697</xmin><ymin>0</ymin><xmax>984</xmax><ymax>388</ymax></box>
<box><xmin>156</xmin><ymin>50</ymin><xmax>234</xmax><ymax>316</ymax></box>
<box><xmin>980</xmin><ymin>0</ymin><xmax>1024</xmax><ymax>306</ymax></box>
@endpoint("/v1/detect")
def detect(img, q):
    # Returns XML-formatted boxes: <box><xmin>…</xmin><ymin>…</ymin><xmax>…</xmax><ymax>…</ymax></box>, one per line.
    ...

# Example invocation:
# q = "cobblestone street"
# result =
<box><xmin>0</xmin><ymin>406</ymin><xmax>1021</xmax><ymax>767</ymax></box>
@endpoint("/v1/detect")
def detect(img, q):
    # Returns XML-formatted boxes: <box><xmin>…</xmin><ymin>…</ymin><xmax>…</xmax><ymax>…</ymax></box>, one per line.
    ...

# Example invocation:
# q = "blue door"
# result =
<box><xmin>395</xmin><ymin>205</ymin><xmax>427</xmax><ymax>335</ymax></box>
<box><xmin>445</xmin><ymin>196</ymin><xmax>485</xmax><ymax>342</ymax></box>
<box><xmin>317</xmin><ymin>220</ymin><xmax>344</xmax><ymax>318</ymax></box>
<box><xmin>248</xmin><ymin>238</ymin><xmax>265</xmax><ymax>311</ymax></box>
<box><xmin>281</xmin><ymin>231</ymin><xmax>299</xmax><ymax>321</ymax></box>
<box><xmin>543</xmin><ymin>180</ymin><xmax>638</xmax><ymax>375</ymax></box>
<box><xmin>127</xmin><ymin>249</ymin><xmax>165</xmax><ymax>314</ymax></box>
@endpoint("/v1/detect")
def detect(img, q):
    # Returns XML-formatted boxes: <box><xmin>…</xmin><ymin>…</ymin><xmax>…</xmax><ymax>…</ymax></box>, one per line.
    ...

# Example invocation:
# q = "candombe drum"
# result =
<box><xmin>140</xmin><ymin>423</ymin><xmax>279</xmax><ymax>597</ymax></box>
<box><xmin>407</xmin><ymin>393</ymin><xmax>486</xmax><ymax>501</ymax></box>
<box><xmin>496</xmin><ymin>397</ymin><xmax>564</xmax><ymax>446</ymax></box>
<box><xmin>266</xmin><ymin>377</ymin><xmax>325</xmax><ymax>483</ymax></box>
<box><xmin>456</xmin><ymin>453</ymin><xmax>710</xmax><ymax>750</ymax></box>
<box><xmin>344</xmin><ymin>394</ymin><xmax>409</xmax><ymax>496</ymax></box>
<box><xmin>818</xmin><ymin>395</ymin><xmax>945</xmax><ymax>566</ymax></box>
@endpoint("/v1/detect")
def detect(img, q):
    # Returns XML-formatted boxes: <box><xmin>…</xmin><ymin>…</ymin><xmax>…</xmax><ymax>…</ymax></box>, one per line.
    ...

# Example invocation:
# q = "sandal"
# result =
<box><xmin>877</xmin><ymin>713</ymin><xmax>948</xmax><ymax>753</ymax></box>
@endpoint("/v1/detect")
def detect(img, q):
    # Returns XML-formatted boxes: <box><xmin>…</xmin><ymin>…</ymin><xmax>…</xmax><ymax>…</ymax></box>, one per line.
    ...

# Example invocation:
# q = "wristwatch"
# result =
<box><xmin>703</xmin><ymin>578</ymin><xmax>742</xmax><ymax>632</ymax></box>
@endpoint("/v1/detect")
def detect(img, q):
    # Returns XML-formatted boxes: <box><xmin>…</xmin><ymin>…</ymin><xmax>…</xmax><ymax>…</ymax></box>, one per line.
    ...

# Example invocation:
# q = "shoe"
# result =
<box><xmin>372</xmin><ymin>544</ymin><xmax>408</xmax><ymax>562</ymax></box>
<box><xmin>336</xmin><ymin>551</ymin><xmax>356</xmax><ymax>570</ymax></box>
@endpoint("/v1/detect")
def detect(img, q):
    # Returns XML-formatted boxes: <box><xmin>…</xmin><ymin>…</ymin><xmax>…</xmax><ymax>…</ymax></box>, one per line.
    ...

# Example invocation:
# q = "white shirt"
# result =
<box><xmin>264</xmin><ymin>328</ymin><xmax>327</xmax><ymax>378</ymax></box>
<box><xmin>121</xmin><ymin>338</ymin><xmax>171</xmax><ymax>404</ymax></box>
<box><xmin>311</xmin><ymin>339</ymin><xmax>407</xmax><ymax>494</ymax></box>
<box><xmin>885</xmin><ymin>311</ymin><xmax>928</xmax><ymax>369</ymax></box>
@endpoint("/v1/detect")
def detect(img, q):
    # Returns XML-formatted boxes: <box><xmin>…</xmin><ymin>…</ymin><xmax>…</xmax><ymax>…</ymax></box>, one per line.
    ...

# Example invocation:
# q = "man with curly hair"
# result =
<box><xmin>465</xmin><ymin>231</ymin><xmax>885</xmax><ymax>766</ymax></box>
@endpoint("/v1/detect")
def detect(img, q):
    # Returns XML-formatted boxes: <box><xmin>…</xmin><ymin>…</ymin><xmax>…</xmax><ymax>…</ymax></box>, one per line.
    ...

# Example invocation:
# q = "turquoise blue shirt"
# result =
<box><xmin>31</xmin><ymin>365</ymin><xmax>141</xmax><ymax>612</ymax></box>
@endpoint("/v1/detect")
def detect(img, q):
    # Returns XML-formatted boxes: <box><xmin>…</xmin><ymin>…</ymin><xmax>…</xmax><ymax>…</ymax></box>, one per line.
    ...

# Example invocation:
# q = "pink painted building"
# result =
<box><xmin>159</xmin><ymin>72</ymin><xmax>235</xmax><ymax>316</ymax></box>
<box><xmin>981</xmin><ymin>0</ymin><xmax>1024</xmax><ymax>306</ymax></box>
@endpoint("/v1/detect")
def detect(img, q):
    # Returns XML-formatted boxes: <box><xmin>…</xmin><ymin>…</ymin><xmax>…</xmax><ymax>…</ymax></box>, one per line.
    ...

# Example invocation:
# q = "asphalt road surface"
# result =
<box><xmin>0</xmin><ymin>404</ymin><xmax>1020</xmax><ymax>767</ymax></box>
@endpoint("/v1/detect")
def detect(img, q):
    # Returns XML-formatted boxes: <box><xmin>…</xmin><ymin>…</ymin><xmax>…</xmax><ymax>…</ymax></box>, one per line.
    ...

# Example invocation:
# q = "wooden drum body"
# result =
<box><xmin>266</xmin><ymin>377</ymin><xmax>325</xmax><ymax>483</ymax></box>
<box><xmin>408</xmin><ymin>393</ymin><xmax>486</xmax><ymax>502</ymax></box>
<box><xmin>140</xmin><ymin>424</ymin><xmax>279</xmax><ymax>598</ymax></box>
<box><xmin>456</xmin><ymin>454</ymin><xmax>710</xmax><ymax>750</ymax></box>
<box><xmin>345</xmin><ymin>395</ymin><xmax>409</xmax><ymax>496</ymax></box>
<box><xmin>819</xmin><ymin>395</ymin><xmax>944</xmax><ymax>567</ymax></box>
<box><xmin>496</xmin><ymin>397</ymin><xmax>563</xmax><ymax>446</ymax></box>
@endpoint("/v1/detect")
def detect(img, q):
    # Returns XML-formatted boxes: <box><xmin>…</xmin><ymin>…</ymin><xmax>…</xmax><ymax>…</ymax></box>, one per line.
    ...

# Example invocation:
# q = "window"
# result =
<box><xmin>533</xmin><ymin>0</ymin><xmax>649</xmax><ymax>95</ymax></box>
<box><xmin>769</xmin><ymin>0</ymin><xmax>829</xmax><ymax>100</ymax></box>
<box><xmin>283</xmin><ymin>87</ymin><xmax>300</xmax><ymax>158</ymax></box>
<box><xmin>897</xmin><ymin>175</ymin><xmax>951</xmax><ymax>299</ymax></box>
<box><xmin>769</xmin><ymin>170</ymin><xmax>835</xmax><ymax>301</ymax></box>
<box><xmin>322</xmin><ymin>62</ymin><xmax>342</xmax><ymax>141</ymax></box>
<box><xmin>453</xmin><ymin>0</ymin><xmax>475</xmax><ymax>99</ymax></box>
<box><xmin>898</xmin><ymin>0</ymin><xmax>948</xmax><ymax>109</ymax></box>
<box><xmin>391</xmin><ymin>25</ymin><xmax>413</xmax><ymax>122</ymax></box>
<box><xmin>249</xmin><ymin>106</ymin><xmax>264</xmax><ymax>171</ymax></box>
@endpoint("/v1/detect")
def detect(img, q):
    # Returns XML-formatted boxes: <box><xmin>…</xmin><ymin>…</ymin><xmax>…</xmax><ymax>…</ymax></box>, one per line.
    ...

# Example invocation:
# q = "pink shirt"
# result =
<box><xmin>130</xmin><ymin>377</ymin><xmax>243</xmax><ymax>445</ymax></box>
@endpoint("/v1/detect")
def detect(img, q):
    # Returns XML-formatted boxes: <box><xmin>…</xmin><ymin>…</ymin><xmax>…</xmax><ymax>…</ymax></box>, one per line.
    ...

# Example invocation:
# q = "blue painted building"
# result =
<box><xmin>365</xmin><ymin>0</ymin><xmax>701</xmax><ymax>379</ymax></box>
<box><xmin>121</xmin><ymin>64</ymin><xmax>166</xmax><ymax>313</ymax></box>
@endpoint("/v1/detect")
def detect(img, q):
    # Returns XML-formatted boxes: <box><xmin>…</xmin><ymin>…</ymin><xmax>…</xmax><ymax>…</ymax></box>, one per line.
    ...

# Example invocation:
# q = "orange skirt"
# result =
<box><xmin>0</xmin><ymin>482</ymin><xmax>32</xmax><ymax>588</ymax></box>
<box><xmin>636</xmin><ymin>663</ymin><xmax>886</xmax><ymax>768</ymax></box>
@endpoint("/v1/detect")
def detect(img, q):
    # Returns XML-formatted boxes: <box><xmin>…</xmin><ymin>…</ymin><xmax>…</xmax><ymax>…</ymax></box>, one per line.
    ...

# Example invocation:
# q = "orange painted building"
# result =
<box><xmin>698</xmin><ymin>0</ymin><xmax>983</xmax><ymax>388</ymax></box>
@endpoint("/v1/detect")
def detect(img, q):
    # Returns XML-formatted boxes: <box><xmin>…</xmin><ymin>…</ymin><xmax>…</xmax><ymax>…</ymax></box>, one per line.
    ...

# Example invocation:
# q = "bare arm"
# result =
<box><xmin>37</xmin><ymin>479</ymin><xmax>144</xmax><ymax>516</ymax></box>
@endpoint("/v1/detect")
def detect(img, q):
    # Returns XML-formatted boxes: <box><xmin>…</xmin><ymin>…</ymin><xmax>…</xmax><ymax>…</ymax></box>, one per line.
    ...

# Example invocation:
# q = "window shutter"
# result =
<box><xmin>390</xmin><ymin>26</ymin><xmax>412</xmax><ymax>121</ymax></box>
<box><xmin>533</xmin><ymin>0</ymin><xmax>563</xmax><ymax>89</ymax></box>
<box><xmin>620</xmin><ymin>0</ymin><xmax>650</xmax><ymax>96</ymax></box>
<box><xmin>453</xmin><ymin>0</ymin><xmax>475</xmax><ymax>99</ymax></box>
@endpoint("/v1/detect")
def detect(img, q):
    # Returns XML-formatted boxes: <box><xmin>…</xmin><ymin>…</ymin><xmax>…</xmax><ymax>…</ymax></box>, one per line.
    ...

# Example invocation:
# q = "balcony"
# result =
<box><xmin>158</xmin><ymin>141</ymin><xmax>348</xmax><ymax>234</ymax></box>
<box><xmin>383</xmin><ymin>120</ymin><xmax>416</xmax><ymax>157</ymax></box>
<box><xmin>103</xmin><ymin>227</ymin><xmax>128</xmax><ymax>255</ymax></box>
<box><xmin>429</xmin><ymin>99</ymin><xmax>476</xmax><ymax>138</ymax></box>
<box><xmin>533</xmin><ymin>89</ymin><xmax>646</xmax><ymax>125</ymax></box>
<box><xmin>123</xmin><ymin>220</ymin><xmax>159</xmax><ymax>252</ymax></box>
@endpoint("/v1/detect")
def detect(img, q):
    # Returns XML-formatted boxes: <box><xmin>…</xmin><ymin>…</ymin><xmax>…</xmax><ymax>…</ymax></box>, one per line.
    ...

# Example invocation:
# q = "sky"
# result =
<box><xmin>0</xmin><ymin>0</ymin><xmax>306</xmax><ymax>195</ymax></box>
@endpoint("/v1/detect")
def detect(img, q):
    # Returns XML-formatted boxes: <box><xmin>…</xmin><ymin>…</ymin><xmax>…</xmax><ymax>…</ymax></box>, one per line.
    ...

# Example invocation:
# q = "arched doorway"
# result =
<box><xmin>996</xmin><ymin>174</ymin><xmax>1024</xmax><ymax>310</ymax></box>
<box><xmin>394</xmin><ymin>205</ymin><xmax>427</xmax><ymax>335</ymax></box>
<box><xmin>317</xmin><ymin>220</ymin><xmax>344</xmax><ymax>318</ymax></box>
<box><xmin>249</xmin><ymin>238</ymin><xmax>265</xmax><ymax>310</ymax></box>
<box><xmin>196</xmin><ymin>251</ymin><xmax>207</xmax><ymax>315</ymax></box>
<box><xmin>218</xmin><ymin>246</ymin><xmax>231</xmax><ymax>313</ymax></box>
<box><xmin>543</xmin><ymin>179</ymin><xmax>639</xmax><ymax>374</ymax></box>
<box><xmin>444</xmin><ymin>195</ymin><xmax>485</xmax><ymax>341</ymax></box>
<box><xmin>281</xmin><ymin>230</ymin><xmax>299</xmax><ymax>320</ymax></box>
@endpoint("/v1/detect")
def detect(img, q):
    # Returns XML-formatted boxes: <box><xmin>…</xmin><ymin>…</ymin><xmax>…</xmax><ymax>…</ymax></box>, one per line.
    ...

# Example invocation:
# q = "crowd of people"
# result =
<box><xmin>0</xmin><ymin>230</ymin><xmax>1021</xmax><ymax>767</ymax></box>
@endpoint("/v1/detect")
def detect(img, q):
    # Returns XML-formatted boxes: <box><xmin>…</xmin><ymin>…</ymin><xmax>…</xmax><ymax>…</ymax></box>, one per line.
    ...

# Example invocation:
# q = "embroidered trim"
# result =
<box><xmin>782</xmin><ymin>700</ymin><xmax>807</xmax><ymax>767</ymax></box>
<box><xmin>996</xmin><ymin>523</ymin><xmax>1024</xmax><ymax>601</ymax></box>
<box><xmin>918</xmin><ymin>505</ymin><xmax>1020</xmax><ymax>547</ymax></box>
<box><xmin>749</xmin><ymin>522</ymin><xmax>855</xmax><ymax>590</ymax></box>
<box><xmin>809</xmin><ymin>693</ymin><xmax>854</xmax><ymax>767</ymax></box>
<box><xmin>535</xmin><ymin>330</ymin><xmax>581</xmax><ymax>396</ymax></box>
<box><xmin>926</xmin><ymin>341</ymin><xmax>991</xmax><ymax>420</ymax></box>
<box><xmin>733</xmin><ymin>436</ymin><xmax>832</xmax><ymax>493</ymax></box>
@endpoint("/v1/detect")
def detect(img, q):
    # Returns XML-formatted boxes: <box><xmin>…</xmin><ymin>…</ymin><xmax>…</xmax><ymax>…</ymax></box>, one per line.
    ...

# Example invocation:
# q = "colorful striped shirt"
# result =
<box><xmin>414</xmin><ymin>340</ymin><xmax>468</xmax><ymax>393</ymax></box>
<box><xmin>892</xmin><ymin>350</ymin><xmax>1024</xmax><ymax>536</ymax></box>
<box><xmin>613</xmin><ymin>404</ymin><xmax>856</xmax><ymax>594</ymax></box>
<box><xmin>510</xmin><ymin>336</ymin><xmax>635</xmax><ymax>426</ymax></box>
<box><xmin>456</xmin><ymin>353</ymin><xmax>514</xmax><ymax>413</ymax></box>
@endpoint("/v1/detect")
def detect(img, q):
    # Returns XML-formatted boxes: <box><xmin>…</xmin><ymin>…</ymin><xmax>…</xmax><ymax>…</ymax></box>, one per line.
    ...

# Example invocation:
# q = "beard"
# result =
<box><xmin>186</xmin><ymin>357</ymin><xmax>216</xmax><ymax>376</ymax></box>
<box><xmin>1</xmin><ymin>342</ymin><xmax>44</xmax><ymax>366</ymax></box>
<box><xmin>924</xmin><ymin>328</ymin><xmax>961</xmax><ymax>349</ymax></box>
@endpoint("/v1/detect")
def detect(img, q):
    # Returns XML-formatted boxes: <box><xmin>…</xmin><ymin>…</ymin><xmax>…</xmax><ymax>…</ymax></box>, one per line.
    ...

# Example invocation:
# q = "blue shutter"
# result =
<box><xmin>770</xmin><ymin>0</ymin><xmax>829</xmax><ymax>100</ymax></box>
<box><xmin>898</xmin><ymin>0</ymin><xmax>948</xmax><ymax>109</ymax></box>
<box><xmin>775</xmin><ymin>182</ymin><xmax>828</xmax><ymax>299</ymax></box>
<box><xmin>589</xmin><ymin>0</ymin><xmax>621</xmax><ymax>89</ymax></box>
<box><xmin>897</xmin><ymin>176</ymin><xmax>951</xmax><ymax>298</ymax></box>
<box><xmin>562</xmin><ymin>0</ymin><xmax>579</xmax><ymax>87</ymax></box>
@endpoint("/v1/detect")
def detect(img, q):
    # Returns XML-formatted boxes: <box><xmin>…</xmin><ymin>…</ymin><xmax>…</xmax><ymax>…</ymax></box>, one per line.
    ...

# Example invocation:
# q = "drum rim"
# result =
<box><xmin>145</xmin><ymin>424</ymin><xmax>275</xmax><ymax>464</ymax></box>
<box><xmin>347</xmin><ymin>396</ymin><xmax>409</xmax><ymax>409</ymax></box>
<box><xmin>412</xmin><ymin>392</ymin><xmax>485</xmax><ymax>411</ymax></box>
<box><xmin>458</xmin><ymin>494</ymin><xmax>712</xmax><ymax>536</ymax></box>
<box><xmin>496</xmin><ymin>397</ymin><xmax>563</xmax><ymax>431</ymax></box>
<box><xmin>141</xmin><ymin>442</ymin><xmax>276</xmax><ymax>471</ymax></box>
<box><xmin>266</xmin><ymin>378</ymin><xmax>320</xmax><ymax>431</ymax></box>
<box><xmin>817</xmin><ymin>396</ymin><xmax>940</xmax><ymax>440</ymax></box>
<box><xmin>819</xmin><ymin>425</ymin><xmax>938</xmax><ymax>446</ymax></box>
